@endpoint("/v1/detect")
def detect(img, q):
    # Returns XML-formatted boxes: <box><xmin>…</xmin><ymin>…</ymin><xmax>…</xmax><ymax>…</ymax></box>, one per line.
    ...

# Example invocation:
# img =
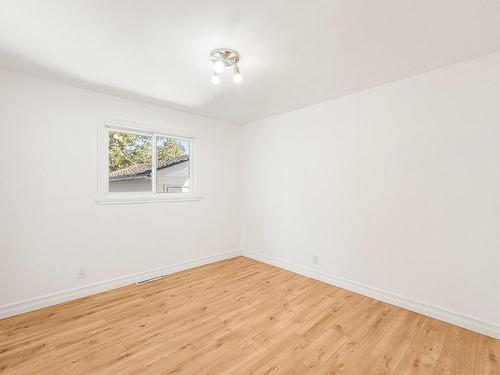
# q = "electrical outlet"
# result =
<box><xmin>313</xmin><ymin>255</ymin><xmax>319</xmax><ymax>265</ymax></box>
<box><xmin>77</xmin><ymin>267</ymin><xmax>87</xmax><ymax>279</ymax></box>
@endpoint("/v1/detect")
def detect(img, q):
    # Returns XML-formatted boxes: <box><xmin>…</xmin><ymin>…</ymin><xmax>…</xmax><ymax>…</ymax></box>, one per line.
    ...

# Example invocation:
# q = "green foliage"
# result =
<box><xmin>157</xmin><ymin>137</ymin><xmax>186</xmax><ymax>163</ymax></box>
<box><xmin>108</xmin><ymin>132</ymin><xmax>186</xmax><ymax>172</ymax></box>
<box><xmin>108</xmin><ymin>132</ymin><xmax>151</xmax><ymax>172</ymax></box>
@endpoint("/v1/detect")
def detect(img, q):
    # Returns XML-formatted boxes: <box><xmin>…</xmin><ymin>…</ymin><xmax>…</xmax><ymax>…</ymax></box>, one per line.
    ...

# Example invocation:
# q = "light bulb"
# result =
<box><xmin>233</xmin><ymin>65</ymin><xmax>243</xmax><ymax>83</ymax></box>
<box><xmin>213</xmin><ymin>60</ymin><xmax>225</xmax><ymax>74</ymax></box>
<box><xmin>233</xmin><ymin>72</ymin><xmax>243</xmax><ymax>83</ymax></box>
<box><xmin>211</xmin><ymin>73</ymin><xmax>221</xmax><ymax>85</ymax></box>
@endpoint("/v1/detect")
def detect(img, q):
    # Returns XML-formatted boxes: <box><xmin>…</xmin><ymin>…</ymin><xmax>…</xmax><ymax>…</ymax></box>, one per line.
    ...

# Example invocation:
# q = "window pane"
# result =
<box><xmin>156</xmin><ymin>136</ymin><xmax>191</xmax><ymax>193</ymax></box>
<box><xmin>108</xmin><ymin>131</ymin><xmax>152</xmax><ymax>192</ymax></box>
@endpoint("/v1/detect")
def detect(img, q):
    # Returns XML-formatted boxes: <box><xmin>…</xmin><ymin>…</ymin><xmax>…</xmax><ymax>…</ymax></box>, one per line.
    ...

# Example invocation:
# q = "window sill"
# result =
<box><xmin>96</xmin><ymin>194</ymin><xmax>201</xmax><ymax>205</ymax></box>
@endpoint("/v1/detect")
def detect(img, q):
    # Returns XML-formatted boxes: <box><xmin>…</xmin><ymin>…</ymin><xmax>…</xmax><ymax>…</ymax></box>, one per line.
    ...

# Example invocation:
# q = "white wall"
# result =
<box><xmin>0</xmin><ymin>70</ymin><xmax>241</xmax><ymax>314</ymax></box>
<box><xmin>1</xmin><ymin>53</ymin><xmax>499</xmax><ymax>338</ymax></box>
<box><xmin>241</xmin><ymin>53</ymin><xmax>500</xmax><ymax>335</ymax></box>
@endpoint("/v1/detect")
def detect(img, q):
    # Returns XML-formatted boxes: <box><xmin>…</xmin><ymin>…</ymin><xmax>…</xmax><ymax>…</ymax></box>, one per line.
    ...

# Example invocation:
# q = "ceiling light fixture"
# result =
<box><xmin>210</xmin><ymin>48</ymin><xmax>243</xmax><ymax>85</ymax></box>
<box><xmin>233</xmin><ymin>65</ymin><xmax>243</xmax><ymax>83</ymax></box>
<box><xmin>213</xmin><ymin>60</ymin><xmax>225</xmax><ymax>74</ymax></box>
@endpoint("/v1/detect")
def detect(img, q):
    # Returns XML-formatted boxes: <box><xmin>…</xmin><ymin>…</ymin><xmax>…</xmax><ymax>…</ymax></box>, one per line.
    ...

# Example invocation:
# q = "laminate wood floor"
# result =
<box><xmin>0</xmin><ymin>257</ymin><xmax>498</xmax><ymax>374</ymax></box>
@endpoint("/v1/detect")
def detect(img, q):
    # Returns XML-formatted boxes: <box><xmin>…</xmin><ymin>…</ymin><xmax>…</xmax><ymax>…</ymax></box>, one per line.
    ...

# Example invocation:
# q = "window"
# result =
<box><xmin>155</xmin><ymin>136</ymin><xmax>191</xmax><ymax>193</ymax></box>
<box><xmin>97</xmin><ymin>120</ymin><xmax>199</xmax><ymax>204</ymax></box>
<box><xmin>108</xmin><ymin>131</ymin><xmax>153</xmax><ymax>193</ymax></box>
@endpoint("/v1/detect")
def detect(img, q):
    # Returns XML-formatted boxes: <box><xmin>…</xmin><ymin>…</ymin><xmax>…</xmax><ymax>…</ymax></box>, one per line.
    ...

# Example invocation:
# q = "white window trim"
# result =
<box><xmin>96</xmin><ymin>117</ymin><xmax>201</xmax><ymax>204</ymax></box>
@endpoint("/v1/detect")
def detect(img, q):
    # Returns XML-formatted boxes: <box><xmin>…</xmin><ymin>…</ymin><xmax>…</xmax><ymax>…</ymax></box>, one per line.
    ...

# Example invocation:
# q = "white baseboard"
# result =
<box><xmin>0</xmin><ymin>250</ymin><xmax>240</xmax><ymax>320</ymax></box>
<box><xmin>241</xmin><ymin>249</ymin><xmax>500</xmax><ymax>339</ymax></box>
<box><xmin>2</xmin><ymin>248</ymin><xmax>498</xmax><ymax>340</ymax></box>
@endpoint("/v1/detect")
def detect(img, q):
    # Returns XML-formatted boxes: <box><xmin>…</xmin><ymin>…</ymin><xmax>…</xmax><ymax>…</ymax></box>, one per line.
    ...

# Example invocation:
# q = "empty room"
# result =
<box><xmin>0</xmin><ymin>1</ymin><xmax>499</xmax><ymax>374</ymax></box>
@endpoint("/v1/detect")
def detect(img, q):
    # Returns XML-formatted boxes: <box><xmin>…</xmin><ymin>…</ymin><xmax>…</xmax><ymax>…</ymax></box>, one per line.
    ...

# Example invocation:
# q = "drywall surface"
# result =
<box><xmin>0</xmin><ymin>70</ymin><xmax>241</xmax><ymax>312</ymax></box>
<box><xmin>242</xmin><ymin>53</ymin><xmax>500</xmax><ymax>332</ymax></box>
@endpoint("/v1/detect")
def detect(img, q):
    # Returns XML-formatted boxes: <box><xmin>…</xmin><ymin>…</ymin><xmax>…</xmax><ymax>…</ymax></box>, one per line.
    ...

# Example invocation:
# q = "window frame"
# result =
<box><xmin>96</xmin><ymin>118</ymin><xmax>200</xmax><ymax>204</ymax></box>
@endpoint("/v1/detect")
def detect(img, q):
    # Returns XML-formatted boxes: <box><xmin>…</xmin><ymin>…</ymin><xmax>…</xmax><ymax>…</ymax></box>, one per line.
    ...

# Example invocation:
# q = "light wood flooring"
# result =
<box><xmin>0</xmin><ymin>256</ymin><xmax>498</xmax><ymax>374</ymax></box>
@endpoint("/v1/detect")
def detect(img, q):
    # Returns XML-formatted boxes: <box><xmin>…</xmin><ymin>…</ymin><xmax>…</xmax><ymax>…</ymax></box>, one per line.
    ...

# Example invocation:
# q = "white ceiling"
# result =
<box><xmin>1</xmin><ymin>0</ymin><xmax>499</xmax><ymax>124</ymax></box>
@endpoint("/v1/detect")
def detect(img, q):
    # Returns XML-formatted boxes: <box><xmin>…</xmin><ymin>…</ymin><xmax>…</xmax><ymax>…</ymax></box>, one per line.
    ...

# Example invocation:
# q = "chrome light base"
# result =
<box><xmin>210</xmin><ymin>48</ymin><xmax>240</xmax><ymax>67</ymax></box>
